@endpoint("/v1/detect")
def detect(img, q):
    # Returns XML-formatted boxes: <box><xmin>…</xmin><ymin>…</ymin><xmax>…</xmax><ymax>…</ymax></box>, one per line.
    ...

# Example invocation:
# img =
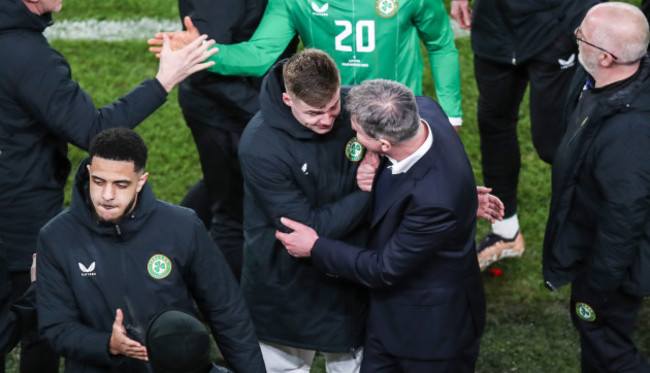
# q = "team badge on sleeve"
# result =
<box><xmin>345</xmin><ymin>137</ymin><xmax>366</xmax><ymax>161</ymax></box>
<box><xmin>576</xmin><ymin>302</ymin><xmax>596</xmax><ymax>322</ymax></box>
<box><xmin>147</xmin><ymin>254</ymin><xmax>172</xmax><ymax>279</ymax></box>
<box><xmin>375</xmin><ymin>0</ymin><xmax>398</xmax><ymax>18</ymax></box>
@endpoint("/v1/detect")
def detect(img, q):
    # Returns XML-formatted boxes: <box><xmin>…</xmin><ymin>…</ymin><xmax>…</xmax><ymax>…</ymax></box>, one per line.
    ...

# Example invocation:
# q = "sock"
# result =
<box><xmin>491</xmin><ymin>214</ymin><xmax>519</xmax><ymax>240</ymax></box>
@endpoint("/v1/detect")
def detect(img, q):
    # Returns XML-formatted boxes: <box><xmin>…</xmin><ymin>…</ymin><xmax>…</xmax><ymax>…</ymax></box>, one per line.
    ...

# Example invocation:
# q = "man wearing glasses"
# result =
<box><xmin>543</xmin><ymin>3</ymin><xmax>650</xmax><ymax>371</ymax></box>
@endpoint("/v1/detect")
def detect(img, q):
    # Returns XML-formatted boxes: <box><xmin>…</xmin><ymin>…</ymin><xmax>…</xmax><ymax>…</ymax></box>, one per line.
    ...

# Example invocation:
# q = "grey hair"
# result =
<box><xmin>345</xmin><ymin>79</ymin><xmax>420</xmax><ymax>144</ymax></box>
<box><xmin>590</xmin><ymin>2</ymin><xmax>649</xmax><ymax>63</ymax></box>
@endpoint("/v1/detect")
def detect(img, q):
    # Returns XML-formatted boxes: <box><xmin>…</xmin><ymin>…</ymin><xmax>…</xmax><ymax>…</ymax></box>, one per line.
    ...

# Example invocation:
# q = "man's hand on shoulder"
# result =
<box><xmin>109</xmin><ymin>309</ymin><xmax>148</xmax><ymax>361</ymax></box>
<box><xmin>276</xmin><ymin>217</ymin><xmax>319</xmax><ymax>258</ymax></box>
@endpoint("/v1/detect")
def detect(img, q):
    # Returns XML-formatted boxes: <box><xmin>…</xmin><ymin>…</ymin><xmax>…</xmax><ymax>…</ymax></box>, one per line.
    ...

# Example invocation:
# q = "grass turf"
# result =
<box><xmin>5</xmin><ymin>0</ymin><xmax>649</xmax><ymax>371</ymax></box>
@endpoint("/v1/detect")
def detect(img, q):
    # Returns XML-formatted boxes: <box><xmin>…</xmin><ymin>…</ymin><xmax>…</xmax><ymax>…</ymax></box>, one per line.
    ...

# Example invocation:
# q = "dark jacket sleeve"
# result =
<box><xmin>312</xmin><ymin>204</ymin><xmax>458</xmax><ymax>289</ymax></box>
<box><xmin>186</xmin><ymin>218</ymin><xmax>265</xmax><ymax>373</ymax></box>
<box><xmin>583</xmin><ymin>120</ymin><xmax>650</xmax><ymax>292</ymax></box>
<box><xmin>14</xmin><ymin>42</ymin><xmax>167</xmax><ymax>150</ymax></box>
<box><xmin>240</xmin><ymin>150</ymin><xmax>370</xmax><ymax>238</ymax></box>
<box><xmin>36</xmin><ymin>232</ymin><xmax>114</xmax><ymax>366</ymax></box>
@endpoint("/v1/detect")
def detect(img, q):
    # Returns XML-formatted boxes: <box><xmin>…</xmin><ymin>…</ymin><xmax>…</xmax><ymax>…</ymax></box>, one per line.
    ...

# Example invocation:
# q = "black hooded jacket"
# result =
<box><xmin>0</xmin><ymin>0</ymin><xmax>167</xmax><ymax>271</ymax></box>
<box><xmin>36</xmin><ymin>159</ymin><xmax>264</xmax><ymax>372</ymax></box>
<box><xmin>237</xmin><ymin>61</ymin><xmax>370</xmax><ymax>352</ymax></box>
<box><xmin>543</xmin><ymin>56</ymin><xmax>650</xmax><ymax>297</ymax></box>
<box><xmin>471</xmin><ymin>0</ymin><xmax>600</xmax><ymax>65</ymax></box>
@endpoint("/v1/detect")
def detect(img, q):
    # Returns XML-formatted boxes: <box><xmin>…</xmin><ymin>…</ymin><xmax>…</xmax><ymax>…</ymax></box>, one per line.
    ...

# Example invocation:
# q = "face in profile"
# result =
<box><xmin>283</xmin><ymin>91</ymin><xmax>341</xmax><ymax>135</ymax></box>
<box><xmin>87</xmin><ymin>157</ymin><xmax>148</xmax><ymax>225</ymax></box>
<box><xmin>351</xmin><ymin>116</ymin><xmax>386</xmax><ymax>155</ymax></box>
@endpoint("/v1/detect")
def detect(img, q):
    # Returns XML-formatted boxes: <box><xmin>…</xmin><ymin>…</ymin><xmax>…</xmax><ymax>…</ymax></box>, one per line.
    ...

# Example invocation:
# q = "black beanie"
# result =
<box><xmin>146</xmin><ymin>309</ymin><xmax>211</xmax><ymax>373</ymax></box>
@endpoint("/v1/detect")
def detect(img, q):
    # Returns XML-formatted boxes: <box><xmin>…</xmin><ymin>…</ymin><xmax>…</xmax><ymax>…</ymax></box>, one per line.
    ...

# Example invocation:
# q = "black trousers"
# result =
<box><xmin>474</xmin><ymin>35</ymin><xmax>577</xmax><ymax>217</ymax></box>
<box><xmin>360</xmin><ymin>326</ymin><xmax>479</xmax><ymax>373</ymax></box>
<box><xmin>182</xmin><ymin>115</ymin><xmax>245</xmax><ymax>281</ymax></box>
<box><xmin>1</xmin><ymin>272</ymin><xmax>58</xmax><ymax>373</ymax></box>
<box><xmin>570</xmin><ymin>276</ymin><xmax>650</xmax><ymax>373</ymax></box>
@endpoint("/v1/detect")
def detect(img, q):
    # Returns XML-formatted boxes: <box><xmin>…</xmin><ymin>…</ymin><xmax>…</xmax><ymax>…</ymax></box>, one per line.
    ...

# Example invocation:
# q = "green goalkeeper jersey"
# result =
<box><xmin>206</xmin><ymin>0</ymin><xmax>462</xmax><ymax>121</ymax></box>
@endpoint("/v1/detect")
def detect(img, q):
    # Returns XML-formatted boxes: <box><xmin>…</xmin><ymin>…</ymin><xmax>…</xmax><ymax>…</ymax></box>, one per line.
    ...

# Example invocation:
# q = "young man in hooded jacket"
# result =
<box><xmin>36</xmin><ymin>128</ymin><xmax>264</xmax><ymax>373</ymax></box>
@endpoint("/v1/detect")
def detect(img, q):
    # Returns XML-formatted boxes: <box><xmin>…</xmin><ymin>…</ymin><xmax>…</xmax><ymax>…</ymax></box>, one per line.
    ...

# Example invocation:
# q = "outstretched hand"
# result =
<box><xmin>450</xmin><ymin>0</ymin><xmax>472</xmax><ymax>30</ymax></box>
<box><xmin>109</xmin><ymin>309</ymin><xmax>148</xmax><ymax>361</ymax></box>
<box><xmin>148</xmin><ymin>16</ymin><xmax>201</xmax><ymax>57</ymax></box>
<box><xmin>275</xmin><ymin>217</ymin><xmax>319</xmax><ymax>258</ymax></box>
<box><xmin>476</xmin><ymin>186</ymin><xmax>504</xmax><ymax>223</ymax></box>
<box><xmin>155</xmin><ymin>33</ymin><xmax>218</xmax><ymax>92</ymax></box>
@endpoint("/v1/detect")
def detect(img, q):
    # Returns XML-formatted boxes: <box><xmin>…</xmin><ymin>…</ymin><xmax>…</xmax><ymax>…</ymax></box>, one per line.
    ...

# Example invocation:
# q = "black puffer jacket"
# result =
<box><xmin>0</xmin><ymin>0</ymin><xmax>167</xmax><ymax>271</ymax></box>
<box><xmin>238</xmin><ymin>61</ymin><xmax>369</xmax><ymax>352</ymax></box>
<box><xmin>543</xmin><ymin>56</ymin><xmax>650</xmax><ymax>297</ymax></box>
<box><xmin>37</xmin><ymin>159</ymin><xmax>264</xmax><ymax>372</ymax></box>
<box><xmin>471</xmin><ymin>0</ymin><xmax>600</xmax><ymax>65</ymax></box>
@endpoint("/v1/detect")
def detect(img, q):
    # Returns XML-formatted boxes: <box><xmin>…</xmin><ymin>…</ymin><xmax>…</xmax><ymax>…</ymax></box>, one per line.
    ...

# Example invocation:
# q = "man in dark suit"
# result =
<box><xmin>276</xmin><ymin>79</ymin><xmax>486</xmax><ymax>372</ymax></box>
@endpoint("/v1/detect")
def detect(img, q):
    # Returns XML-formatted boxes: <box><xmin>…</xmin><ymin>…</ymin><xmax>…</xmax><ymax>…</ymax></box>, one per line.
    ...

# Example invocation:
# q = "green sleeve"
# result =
<box><xmin>206</xmin><ymin>0</ymin><xmax>297</xmax><ymax>76</ymax></box>
<box><xmin>415</xmin><ymin>0</ymin><xmax>462</xmax><ymax>121</ymax></box>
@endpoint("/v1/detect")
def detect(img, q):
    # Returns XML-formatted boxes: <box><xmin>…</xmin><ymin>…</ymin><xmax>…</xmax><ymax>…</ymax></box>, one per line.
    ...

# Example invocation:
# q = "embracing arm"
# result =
<box><xmin>280</xmin><ymin>204</ymin><xmax>459</xmax><ymax>289</ymax></box>
<box><xmin>240</xmin><ymin>149</ymin><xmax>370</xmax><ymax>238</ymax></box>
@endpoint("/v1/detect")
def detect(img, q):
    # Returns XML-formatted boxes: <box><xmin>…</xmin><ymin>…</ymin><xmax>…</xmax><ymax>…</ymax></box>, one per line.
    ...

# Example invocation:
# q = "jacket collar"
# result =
<box><xmin>370</xmin><ymin>144</ymin><xmax>436</xmax><ymax>228</ymax></box>
<box><xmin>586</xmin><ymin>54</ymin><xmax>650</xmax><ymax>111</ymax></box>
<box><xmin>70</xmin><ymin>158</ymin><xmax>157</xmax><ymax>239</ymax></box>
<box><xmin>0</xmin><ymin>0</ymin><xmax>52</xmax><ymax>34</ymax></box>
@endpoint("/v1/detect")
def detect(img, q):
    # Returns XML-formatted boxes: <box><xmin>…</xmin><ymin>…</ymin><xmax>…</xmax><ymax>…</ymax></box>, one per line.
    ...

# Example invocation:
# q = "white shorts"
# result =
<box><xmin>259</xmin><ymin>340</ymin><xmax>363</xmax><ymax>373</ymax></box>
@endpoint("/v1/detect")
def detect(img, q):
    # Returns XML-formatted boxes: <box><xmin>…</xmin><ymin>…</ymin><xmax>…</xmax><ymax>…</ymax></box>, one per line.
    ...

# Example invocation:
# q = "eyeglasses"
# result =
<box><xmin>574</xmin><ymin>27</ymin><xmax>619</xmax><ymax>61</ymax></box>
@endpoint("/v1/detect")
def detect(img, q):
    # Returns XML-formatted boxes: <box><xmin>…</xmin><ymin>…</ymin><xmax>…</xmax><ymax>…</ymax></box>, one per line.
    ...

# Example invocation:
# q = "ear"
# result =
<box><xmin>379</xmin><ymin>139</ymin><xmax>392</xmax><ymax>153</ymax></box>
<box><xmin>599</xmin><ymin>52</ymin><xmax>615</xmax><ymax>67</ymax></box>
<box><xmin>282</xmin><ymin>92</ymin><xmax>292</xmax><ymax>107</ymax></box>
<box><xmin>136</xmin><ymin>172</ymin><xmax>149</xmax><ymax>193</ymax></box>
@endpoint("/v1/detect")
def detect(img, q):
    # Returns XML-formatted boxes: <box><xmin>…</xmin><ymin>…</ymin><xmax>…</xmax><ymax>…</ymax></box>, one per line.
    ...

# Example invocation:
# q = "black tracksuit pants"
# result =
<box><xmin>474</xmin><ymin>35</ymin><xmax>577</xmax><ymax>217</ymax></box>
<box><xmin>570</xmin><ymin>275</ymin><xmax>649</xmax><ymax>372</ymax></box>
<box><xmin>181</xmin><ymin>114</ymin><xmax>245</xmax><ymax>282</ymax></box>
